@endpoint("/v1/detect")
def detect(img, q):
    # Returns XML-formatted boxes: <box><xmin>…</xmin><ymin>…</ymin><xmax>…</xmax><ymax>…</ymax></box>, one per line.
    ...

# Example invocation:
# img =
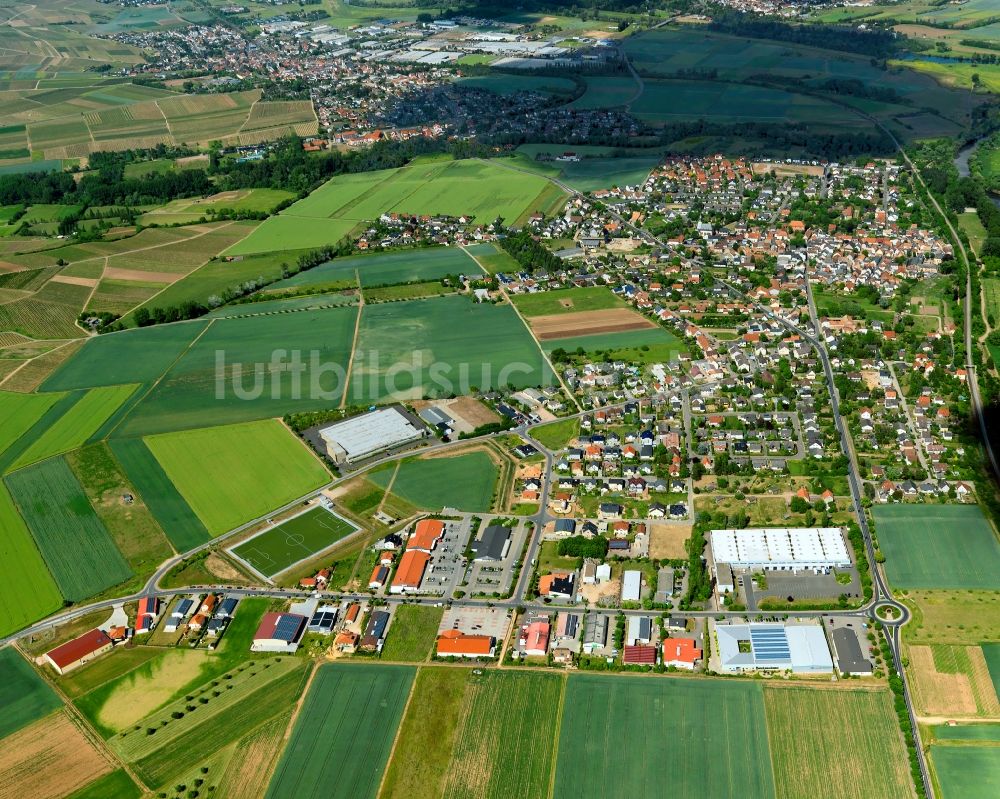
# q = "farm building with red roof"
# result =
<box><xmin>44</xmin><ymin>629</ymin><xmax>113</xmax><ymax>675</ymax></box>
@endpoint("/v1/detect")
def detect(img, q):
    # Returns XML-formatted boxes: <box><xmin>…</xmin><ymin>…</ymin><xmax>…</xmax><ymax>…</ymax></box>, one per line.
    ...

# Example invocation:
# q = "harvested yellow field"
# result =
<box><xmin>648</xmin><ymin>523</ymin><xmax>691</xmax><ymax>559</ymax></box>
<box><xmin>908</xmin><ymin>645</ymin><xmax>977</xmax><ymax>717</ymax></box>
<box><xmin>96</xmin><ymin>649</ymin><xmax>208</xmax><ymax>732</ymax></box>
<box><xmin>764</xmin><ymin>685</ymin><xmax>914</xmax><ymax>799</ymax></box>
<box><xmin>0</xmin><ymin>712</ymin><xmax>111</xmax><ymax>799</ymax></box>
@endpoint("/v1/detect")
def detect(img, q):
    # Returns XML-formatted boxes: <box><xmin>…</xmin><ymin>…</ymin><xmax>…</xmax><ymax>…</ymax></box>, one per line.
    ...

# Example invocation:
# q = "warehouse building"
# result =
<box><xmin>715</xmin><ymin>622</ymin><xmax>833</xmax><ymax>674</ymax></box>
<box><xmin>470</xmin><ymin>525</ymin><xmax>511</xmax><ymax>562</ymax></box>
<box><xmin>318</xmin><ymin>407</ymin><xmax>426</xmax><ymax>464</ymax></box>
<box><xmin>711</xmin><ymin>528</ymin><xmax>851</xmax><ymax>592</ymax></box>
<box><xmin>251</xmin><ymin>612</ymin><xmax>307</xmax><ymax>653</ymax></box>
<box><xmin>44</xmin><ymin>629</ymin><xmax>113</xmax><ymax>675</ymax></box>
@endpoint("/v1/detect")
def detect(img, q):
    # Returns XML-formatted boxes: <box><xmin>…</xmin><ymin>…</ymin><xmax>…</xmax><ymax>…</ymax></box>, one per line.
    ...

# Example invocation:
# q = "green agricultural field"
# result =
<box><xmin>0</xmin><ymin>647</ymin><xmax>63</xmax><ymax>740</ymax></box>
<box><xmin>66</xmin><ymin>770</ymin><xmax>141</xmax><ymax>799</ymax></box>
<box><xmin>457</xmin><ymin>74</ymin><xmax>577</xmax><ymax>96</ymax></box>
<box><xmin>9</xmin><ymin>383</ymin><xmax>137</xmax><ymax>469</ymax></box>
<box><xmin>872</xmin><ymin>504</ymin><xmax>1000</xmax><ymax>589</ymax></box>
<box><xmin>763</xmin><ymin>686</ymin><xmax>914</xmax><ymax>799</ymax></box>
<box><xmin>555</xmin><ymin>674</ymin><xmax>775</xmax><ymax>799</ymax></box>
<box><xmin>557</xmin><ymin>156</ymin><xmax>659</xmax><ymax>192</ymax></box>
<box><xmin>512</xmin><ymin>286</ymin><xmax>627</xmax><ymax>317</ymax></box>
<box><xmin>986</xmin><ymin>643</ymin><xmax>1000</xmax><ymax>696</ymax></box>
<box><xmin>144</xmin><ymin>419</ymin><xmax>330</xmax><ymax>535</ymax></box>
<box><xmin>370</xmin><ymin>451</ymin><xmax>499</xmax><ymax>512</ymax></box>
<box><xmin>230</xmin><ymin>505</ymin><xmax>358</xmax><ymax>578</ymax></box>
<box><xmin>230</xmin><ymin>159</ymin><xmax>562</xmax><ymax>257</ymax></box>
<box><xmin>109</xmin><ymin>437</ymin><xmax>209</xmax><ymax>551</ymax></box>
<box><xmin>46</xmin><ymin>323</ymin><xmax>203</xmax><ymax>381</ymax></box>
<box><xmin>5</xmin><ymin>457</ymin><xmax>132</xmax><ymax>601</ymax></box>
<box><xmin>138</xmin><ymin>188</ymin><xmax>295</xmax><ymax>225</ymax></box>
<box><xmin>0</xmin><ymin>279</ymin><xmax>90</xmax><ymax>339</ymax></box>
<box><xmin>544</xmin><ymin>327</ymin><xmax>687</xmax><ymax>364</ymax></box>
<box><xmin>265</xmin><ymin>663</ymin><xmax>415</xmax><ymax>799</ymax></box>
<box><xmin>444</xmin><ymin>670</ymin><xmax>563</xmax><ymax>799</ymax></box>
<box><xmin>0</xmin><ymin>483</ymin><xmax>62</xmax><ymax>637</ymax></box>
<box><xmin>206</xmin><ymin>291</ymin><xmax>357</xmax><ymax>319</ymax></box>
<box><xmin>270</xmin><ymin>247</ymin><xmax>482</xmax><ymax>291</ymax></box>
<box><xmin>930</xmin><ymin>745</ymin><xmax>1000</xmax><ymax>799</ymax></box>
<box><xmin>0</xmin><ymin>389</ymin><xmax>62</xmax><ymax>460</ymax></box>
<box><xmin>58</xmin><ymin>646</ymin><xmax>163</xmax><ymax>701</ymax></box>
<box><xmin>380</xmin><ymin>667</ymin><xmax>469</xmax><ymax>799</ymax></box>
<box><xmin>347</xmin><ymin>295</ymin><xmax>550</xmax><ymax>404</ymax></box>
<box><xmin>933</xmin><ymin>724</ymin><xmax>1000</xmax><ymax>742</ymax></box>
<box><xmin>381</xmin><ymin>605</ymin><xmax>444</xmax><ymax>662</ymax></box>
<box><xmin>568</xmin><ymin>75</ymin><xmax>639</xmax><ymax>109</ymax></box>
<box><xmin>211</xmin><ymin>215</ymin><xmax>356</xmax><ymax>257</ymax></box>
<box><xmin>117</xmin><ymin>307</ymin><xmax>359</xmax><ymax>435</ymax></box>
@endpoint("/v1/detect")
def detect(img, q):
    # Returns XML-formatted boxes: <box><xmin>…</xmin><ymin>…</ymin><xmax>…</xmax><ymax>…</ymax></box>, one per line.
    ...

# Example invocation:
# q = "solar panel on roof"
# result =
<box><xmin>273</xmin><ymin>615</ymin><xmax>302</xmax><ymax>641</ymax></box>
<box><xmin>750</xmin><ymin>627</ymin><xmax>791</xmax><ymax>661</ymax></box>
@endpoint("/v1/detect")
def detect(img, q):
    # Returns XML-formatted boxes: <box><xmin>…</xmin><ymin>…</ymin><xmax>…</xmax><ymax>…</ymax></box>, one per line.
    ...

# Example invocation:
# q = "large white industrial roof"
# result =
<box><xmin>319</xmin><ymin>407</ymin><xmax>423</xmax><ymax>461</ymax></box>
<box><xmin>710</xmin><ymin>527</ymin><xmax>850</xmax><ymax>567</ymax></box>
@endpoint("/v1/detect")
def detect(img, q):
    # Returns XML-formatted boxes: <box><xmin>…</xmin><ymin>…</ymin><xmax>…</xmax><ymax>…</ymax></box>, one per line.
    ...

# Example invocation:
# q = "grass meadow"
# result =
<box><xmin>0</xmin><ymin>647</ymin><xmax>62</xmax><ymax>740</ymax></box>
<box><xmin>265</xmin><ymin>663</ymin><xmax>415</xmax><ymax>799</ymax></box>
<box><xmin>511</xmin><ymin>286</ymin><xmax>626</xmax><ymax>317</ymax></box>
<box><xmin>5</xmin><ymin>457</ymin><xmax>132</xmax><ymax>601</ymax></box>
<box><xmin>872</xmin><ymin>504</ymin><xmax>1000</xmax><ymax>589</ymax></box>
<box><xmin>144</xmin><ymin>420</ymin><xmax>330</xmax><ymax>535</ymax></box>
<box><xmin>930</xmin><ymin>745</ymin><xmax>1000</xmax><ymax>799</ymax></box>
<box><xmin>369</xmin><ymin>450</ymin><xmax>499</xmax><ymax>512</ymax></box>
<box><xmin>109</xmin><ymin>437</ymin><xmax>209</xmax><ymax>551</ymax></box>
<box><xmin>380</xmin><ymin>605</ymin><xmax>444</xmax><ymax>663</ymax></box>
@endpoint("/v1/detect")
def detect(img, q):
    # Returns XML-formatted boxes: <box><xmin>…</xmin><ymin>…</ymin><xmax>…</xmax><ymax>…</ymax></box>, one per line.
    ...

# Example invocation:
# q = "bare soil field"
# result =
<box><xmin>49</xmin><ymin>275</ymin><xmax>98</xmax><ymax>287</ymax></box>
<box><xmin>908</xmin><ymin>645</ymin><xmax>977</xmax><ymax>717</ymax></box>
<box><xmin>447</xmin><ymin>396</ymin><xmax>502</xmax><ymax>428</ymax></box>
<box><xmin>649</xmin><ymin>523</ymin><xmax>692</xmax><ymax>559</ymax></box>
<box><xmin>102</xmin><ymin>267</ymin><xmax>180</xmax><ymax>283</ymax></box>
<box><xmin>529</xmin><ymin>308</ymin><xmax>654</xmax><ymax>340</ymax></box>
<box><xmin>204</xmin><ymin>552</ymin><xmax>245</xmax><ymax>581</ymax></box>
<box><xmin>751</xmin><ymin>162</ymin><xmax>825</xmax><ymax>177</ymax></box>
<box><xmin>0</xmin><ymin>712</ymin><xmax>111</xmax><ymax>799</ymax></box>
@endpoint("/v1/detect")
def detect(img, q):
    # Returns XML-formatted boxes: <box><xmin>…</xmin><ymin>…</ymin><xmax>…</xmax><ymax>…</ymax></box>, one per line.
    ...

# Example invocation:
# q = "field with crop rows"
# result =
<box><xmin>10</xmin><ymin>383</ymin><xmax>136</xmax><ymax>469</ymax></box>
<box><xmin>265</xmin><ymin>663</ymin><xmax>415</xmax><ymax>799</ymax></box>
<box><xmin>5</xmin><ymin>457</ymin><xmax>132</xmax><ymax>600</ymax></box>
<box><xmin>873</xmin><ymin>504</ymin><xmax>1000</xmax><ymax>589</ymax></box>
<box><xmin>763</xmin><ymin>686</ymin><xmax>914</xmax><ymax>799</ymax></box>
<box><xmin>144</xmin><ymin>420</ymin><xmax>329</xmax><ymax>535</ymax></box>
<box><xmin>555</xmin><ymin>674</ymin><xmax>774</xmax><ymax>799</ymax></box>
<box><xmin>380</xmin><ymin>605</ymin><xmax>444</xmax><ymax>662</ymax></box>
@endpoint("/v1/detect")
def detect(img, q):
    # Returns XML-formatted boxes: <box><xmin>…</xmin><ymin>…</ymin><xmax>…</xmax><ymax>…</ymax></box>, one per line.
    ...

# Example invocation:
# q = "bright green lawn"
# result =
<box><xmin>511</xmin><ymin>286</ymin><xmax>626</xmax><ymax>317</ymax></box>
<box><xmin>0</xmin><ymin>646</ymin><xmax>63</xmax><ymax>739</ymax></box>
<box><xmin>370</xmin><ymin>451</ymin><xmax>498</xmax><ymax>512</ymax></box>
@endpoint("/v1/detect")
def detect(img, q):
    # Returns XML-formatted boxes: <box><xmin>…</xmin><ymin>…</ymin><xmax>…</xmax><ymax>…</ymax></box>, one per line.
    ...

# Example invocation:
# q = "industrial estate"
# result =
<box><xmin>0</xmin><ymin>1</ymin><xmax>999</xmax><ymax>799</ymax></box>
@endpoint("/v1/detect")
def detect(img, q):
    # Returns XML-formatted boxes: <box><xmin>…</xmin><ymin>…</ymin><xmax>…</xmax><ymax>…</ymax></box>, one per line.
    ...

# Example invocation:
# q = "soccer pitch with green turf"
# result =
<box><xmin>369</xmin><ymin>451</ymin><xmax>498</xmax><ymax>512</ymax></box>
<box><xmin>554</xmin><ymin>674</ymin><xmax>776</xmax><ymax>799</ymax></box>
<box><xmin>871</xmin><ymin>504</ymin><xmax>1000</xmax><ymax>589</ymax></box>
<box><xmin>270</xmin><ymin>247</ymin><xmax>483</xmax><ymax>290</ymax></box>
<box><xmin>229</xmin><ymin>505</ymin><xmax>358</xmax><ymax>578</ymax></box>
<box><xmin>265</xmin><ymin>663</ymin><xmax>414</xmax><ymax>799</ymax></box>
<box><xmin>0</xmin><ymin>647</ymin><xmax>62</xmax><ymax>740</ymax></box>
<box><xmin>144</xmin><ymin>420</ymin><xmax>330</xmax><ymax>536</ymax></box>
